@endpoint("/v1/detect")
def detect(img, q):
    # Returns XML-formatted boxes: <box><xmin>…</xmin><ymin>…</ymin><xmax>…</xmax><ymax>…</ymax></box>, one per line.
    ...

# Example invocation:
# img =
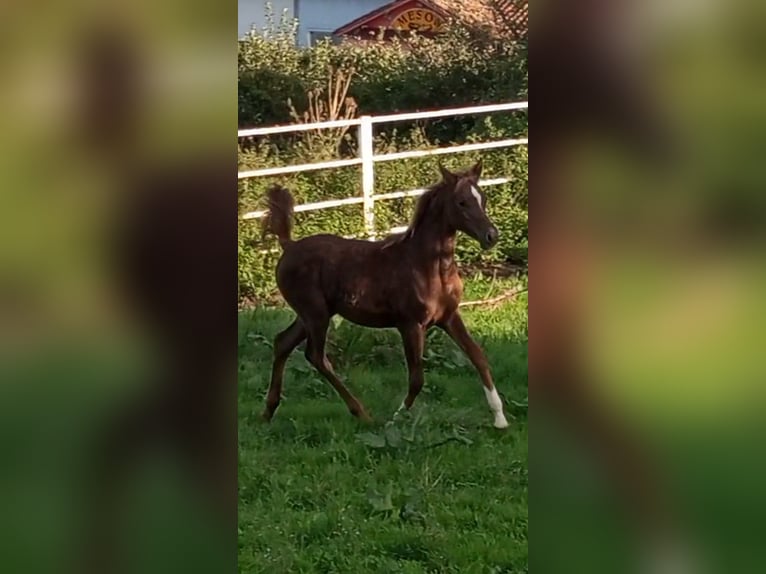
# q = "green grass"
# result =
<box><xmin>237</xmin><ymin>276</ymin><xmax>528</xmax><ymax>574</ymax></box>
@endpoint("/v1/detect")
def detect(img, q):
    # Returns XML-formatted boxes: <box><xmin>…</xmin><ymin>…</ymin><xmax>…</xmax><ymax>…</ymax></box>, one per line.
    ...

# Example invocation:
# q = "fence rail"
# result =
<box><xmin>238</xmin><ymin>101</ymin><xmax>528</xmax><ymax>238</ymax></box>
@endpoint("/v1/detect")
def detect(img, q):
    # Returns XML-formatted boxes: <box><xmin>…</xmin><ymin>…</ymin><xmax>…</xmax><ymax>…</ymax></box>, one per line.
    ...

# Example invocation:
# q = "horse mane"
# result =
<box><xmin>380</xmin><ymin>179</ymin><xmax>451</xmax><ymax>248</ymax></box>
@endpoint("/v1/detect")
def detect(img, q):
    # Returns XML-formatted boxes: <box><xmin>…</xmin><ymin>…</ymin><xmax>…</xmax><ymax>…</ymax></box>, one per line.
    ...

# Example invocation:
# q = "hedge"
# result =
<box><xmin>238</xmin><ymin>7</ymin><xmax>528</xmax><ymax>302</ymax></box>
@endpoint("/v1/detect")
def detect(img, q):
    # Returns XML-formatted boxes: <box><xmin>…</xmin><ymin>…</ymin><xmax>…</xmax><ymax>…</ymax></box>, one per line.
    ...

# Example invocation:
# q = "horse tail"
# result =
<box><xmin>262</xmin><ymin>184</ymin><xmax>295</xmax><ymax>248</ymax></box>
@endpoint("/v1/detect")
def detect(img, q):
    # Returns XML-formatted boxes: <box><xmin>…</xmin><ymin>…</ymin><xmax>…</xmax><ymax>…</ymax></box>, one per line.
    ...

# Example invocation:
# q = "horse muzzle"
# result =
<box><xmin>480</xmin><ymin>226</ymin><xmax>499</xmax><ymax>249</ymax></box>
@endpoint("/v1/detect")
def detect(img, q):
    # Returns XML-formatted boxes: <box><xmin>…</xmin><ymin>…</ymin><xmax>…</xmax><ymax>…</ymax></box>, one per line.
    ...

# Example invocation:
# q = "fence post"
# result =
<box><xmin>359</xmin><ymin>115</ymin><xmax>375</xmax><ymax>238</ymax></box>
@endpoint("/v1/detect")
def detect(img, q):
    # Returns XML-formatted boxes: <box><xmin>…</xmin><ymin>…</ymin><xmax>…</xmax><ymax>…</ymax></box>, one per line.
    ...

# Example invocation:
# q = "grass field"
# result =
<box><xmin>237</xmin><ymin>276</ymin><xmax>528</xmax><ymax>573</ymax></box>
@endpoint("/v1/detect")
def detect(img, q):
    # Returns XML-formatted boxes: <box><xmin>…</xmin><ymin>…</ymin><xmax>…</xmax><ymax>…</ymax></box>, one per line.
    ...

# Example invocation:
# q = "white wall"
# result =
<box><xmin>296</xmin><ymin>0</ymin><xmax>387</xmax><ymax>46</ymax></box>
<box><xmin>238</xmin><ymin>0</ymin><xmax>390</xmax><ymax>45</ymax></box>
<box><xmin>238</xmin><ymin>0</ymin><xmax>295</xmax><ymax>39</ymax></box>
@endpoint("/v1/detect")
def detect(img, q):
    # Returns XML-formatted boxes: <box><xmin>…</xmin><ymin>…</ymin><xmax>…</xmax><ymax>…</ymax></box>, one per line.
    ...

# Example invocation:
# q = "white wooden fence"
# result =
<box><xmin>238</xmin><ymin>101</ymin><xmax>528</xmax><ymax>238</ymax></box>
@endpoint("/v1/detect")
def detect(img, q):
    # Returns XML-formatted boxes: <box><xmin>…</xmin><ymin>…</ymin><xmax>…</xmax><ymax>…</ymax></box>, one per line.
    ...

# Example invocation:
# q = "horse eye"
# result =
<box><xmin>457</xmin><ymin>199</ymin><xmax>467</xmax><ymax>208</ymax></box>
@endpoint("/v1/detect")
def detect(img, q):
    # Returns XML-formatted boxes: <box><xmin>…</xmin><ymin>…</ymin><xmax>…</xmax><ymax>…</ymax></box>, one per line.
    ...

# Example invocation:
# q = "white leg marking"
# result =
<box><xmin>470</xmin><ymin>185</ymin><xmax>483</xmax><ymax>210</ymax></box>
<box><xmin>393</xmin><ymin>401</ymin><xmax>407</xmax><ymax>419</ymax></box>
<box><xmin>484</xmin><ymin>386</ymin><xmax>509</xmax><ymax>429</ymax></box>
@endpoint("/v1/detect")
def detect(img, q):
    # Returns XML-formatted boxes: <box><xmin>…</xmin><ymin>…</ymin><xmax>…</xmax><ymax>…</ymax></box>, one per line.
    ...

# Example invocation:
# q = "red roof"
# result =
<box><xmin>333</xmin><ymin>0</ymin><xmax>449</xmax><ymax>36</ymax></box>
<box><xmin>333</xmin><ymin>0</ymin><xmax>528</xmax><ymax>40</ymax></box>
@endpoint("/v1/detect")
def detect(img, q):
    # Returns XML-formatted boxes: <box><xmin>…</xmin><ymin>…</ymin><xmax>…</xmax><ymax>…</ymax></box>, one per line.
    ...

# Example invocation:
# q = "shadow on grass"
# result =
<box><xmin>238</xmin><ymin>301</ymin><xmax>528</xmax><ymax>429</ymax></box>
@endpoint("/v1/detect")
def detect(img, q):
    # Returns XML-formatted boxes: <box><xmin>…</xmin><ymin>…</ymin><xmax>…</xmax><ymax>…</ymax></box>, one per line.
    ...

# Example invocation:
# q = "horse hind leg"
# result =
<box><xmin>262</xmin><ymin>319</ymin><xmax>307</xmax><ymax>422</ymax></box>
<box><xmin>303</xmin><ymin>314</ymin><xmax>372</xmax><ymax>423</ymax></box>
<box><xmin>396</xmin><ymin>323</ymin><xmax>426</xmax><ymax>412</ymax></box>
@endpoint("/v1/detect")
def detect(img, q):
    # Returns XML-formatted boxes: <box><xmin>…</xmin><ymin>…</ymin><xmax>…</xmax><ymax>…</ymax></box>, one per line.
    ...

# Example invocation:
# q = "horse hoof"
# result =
<box><xmin>260</xmin><ymin>410</ymin><xmax>273</xmax><ymax>423</ymax></box>
<box><xmin>355</xmin><ymin>411</ymin><xmax>374</xmax><ymax>424</ymax></box>
<box><xmin>493</xmin><ymin>417</ymin><xmax>510</xmax><ymax>429</ymax></box>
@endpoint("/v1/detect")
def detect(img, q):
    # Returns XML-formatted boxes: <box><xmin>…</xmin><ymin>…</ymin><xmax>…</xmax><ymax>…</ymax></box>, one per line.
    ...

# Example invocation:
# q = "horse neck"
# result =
<box><xmin>406</xmin><ymin>215</ymin><xmax>457</xmax><ymax>270</ymax></box>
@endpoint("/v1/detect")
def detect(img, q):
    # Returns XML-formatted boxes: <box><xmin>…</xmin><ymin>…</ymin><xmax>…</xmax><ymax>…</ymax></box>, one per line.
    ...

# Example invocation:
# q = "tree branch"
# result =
<box><xmin>459</xmin><ymin>286</ymin><xmax>528</xmax><ymax>308</ymax></box>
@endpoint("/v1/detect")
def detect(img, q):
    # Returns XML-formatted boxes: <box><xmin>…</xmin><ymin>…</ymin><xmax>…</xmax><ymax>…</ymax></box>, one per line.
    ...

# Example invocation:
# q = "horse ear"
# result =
<box><xmin>470</xmin><ymin>158</ymin><xmax>483</xmax><ymax>178</ymax></box>
<box><xmin>438</xmin><ymin>163</ymin><xmax>456</xmax><ymax>184</ymax></box>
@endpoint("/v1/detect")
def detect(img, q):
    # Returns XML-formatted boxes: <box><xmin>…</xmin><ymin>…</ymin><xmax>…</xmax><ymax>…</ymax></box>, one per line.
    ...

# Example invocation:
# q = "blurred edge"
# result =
<box><xmin>533</xmin><ymin>1</ymin><xmax>766</xmax><ymax>573</ymax></box>
<box><xmin>2</xmin><ymin>0</ymin><xmax>766</xmax><ymax>573</ymax></box>
<box><xmin>0</xmin><ymin>2</ymin><xmax>236</xmax><ymax>574</ymax></box>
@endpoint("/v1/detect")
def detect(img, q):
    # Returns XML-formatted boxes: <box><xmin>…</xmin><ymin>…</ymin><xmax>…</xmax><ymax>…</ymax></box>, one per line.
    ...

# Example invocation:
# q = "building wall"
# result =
<box><xmin>238</xmin><ymin>0</ymin><xmax>389</xmax><ymax>45</ymax></box>
<box><xmin>295</xmin><ymin>0</ymin><xmax>388</xmax><ymax>46</ymax></box>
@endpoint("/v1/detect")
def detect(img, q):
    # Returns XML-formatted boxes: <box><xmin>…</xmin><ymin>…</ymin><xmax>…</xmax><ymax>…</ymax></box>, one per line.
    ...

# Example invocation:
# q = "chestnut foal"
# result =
<box><xmin>261</xmin><ymin>160</ymin><xmax>510</xmax><ymax>428</ymax></box>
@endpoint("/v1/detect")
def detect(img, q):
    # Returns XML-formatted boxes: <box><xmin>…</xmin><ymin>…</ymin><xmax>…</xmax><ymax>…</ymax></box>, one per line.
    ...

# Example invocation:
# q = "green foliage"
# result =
<box><xmin>238</xmin><ymin>10</ymin><xmax>528</xmax><ymax>303</ymax></box>
<box><xmin>238</xmin><ymin>11</ymin><xmax>527</xmax><ymax>130</ymax></box>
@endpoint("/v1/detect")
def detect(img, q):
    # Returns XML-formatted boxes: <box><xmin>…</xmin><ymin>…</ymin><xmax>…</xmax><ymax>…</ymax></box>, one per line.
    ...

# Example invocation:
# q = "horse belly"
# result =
<box><xmin>334</xmin><ymin>295</ymin><xmax>398</xmax><ymax>327</ymax></box>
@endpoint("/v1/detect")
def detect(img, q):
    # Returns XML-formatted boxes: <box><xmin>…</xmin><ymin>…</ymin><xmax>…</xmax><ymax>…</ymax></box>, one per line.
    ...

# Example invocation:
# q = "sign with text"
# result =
<box><xmin>391</xmin><ymin>8</ymin><xmax>445</xmax><ymax>32</ymax></box>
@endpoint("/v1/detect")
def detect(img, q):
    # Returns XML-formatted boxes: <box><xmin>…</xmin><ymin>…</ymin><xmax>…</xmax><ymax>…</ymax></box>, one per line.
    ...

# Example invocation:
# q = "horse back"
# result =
<box><xmin>275</xmin><ymin>234</ymin><xmax>427</xmax><ymax>326</ymax></box>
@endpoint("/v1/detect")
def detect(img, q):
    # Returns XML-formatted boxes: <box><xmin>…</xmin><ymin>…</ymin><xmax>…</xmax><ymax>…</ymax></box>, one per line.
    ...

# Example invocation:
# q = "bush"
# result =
<box><xmin>238</xmin><ymin>8</ymin><xmax>528</xmax><ymax>303</ymax></box>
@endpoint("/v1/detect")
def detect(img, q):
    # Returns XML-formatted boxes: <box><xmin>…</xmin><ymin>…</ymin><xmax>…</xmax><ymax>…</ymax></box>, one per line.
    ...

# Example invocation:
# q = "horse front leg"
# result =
<box><xmin>439</xmin><ymin>312</ymin><xmax>509</xmax><ymax>429</ymax></box>
<box><xmin>396</xmin><ymin>323</ymin><xmax>426</xmax><ymax>413</ymax></box>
